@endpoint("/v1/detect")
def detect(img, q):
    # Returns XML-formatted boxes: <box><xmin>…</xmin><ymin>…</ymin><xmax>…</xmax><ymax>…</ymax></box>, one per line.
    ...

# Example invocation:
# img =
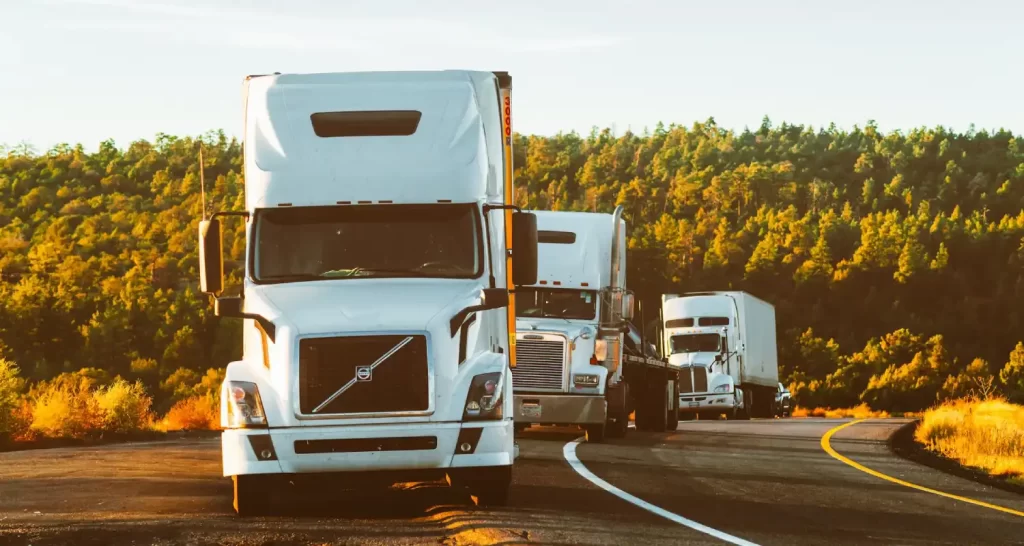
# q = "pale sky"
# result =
<box><xmin>1</xmin><ymin>0</ymin><xmax>1021</xmax><ymax>152</ymax></box>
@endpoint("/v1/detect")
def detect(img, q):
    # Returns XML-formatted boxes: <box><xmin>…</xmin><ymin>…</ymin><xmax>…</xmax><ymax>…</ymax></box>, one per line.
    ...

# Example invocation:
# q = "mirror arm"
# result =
<box><xmin>450</xmin><ymin>302</ymin><xmax>489</xmax><ymax>337</ymax></box>
<box><xmin>482</xmin><ymin>204</ymin><xmax>523</xmax><ymax>214</ymax></box>
<box><xmin>218</xmin><ymin>310</ymin><xmax>276</xmax><ymax>343</ymax></box>
<box><xmin>214</xmin><ymin>296</ymin><xmax>276</xmax><ymax>342</ymax></box>
<box><xmin>211</xmin><ymin>210</ymin><xmax>250</xmax><ymax>220</ymax></box>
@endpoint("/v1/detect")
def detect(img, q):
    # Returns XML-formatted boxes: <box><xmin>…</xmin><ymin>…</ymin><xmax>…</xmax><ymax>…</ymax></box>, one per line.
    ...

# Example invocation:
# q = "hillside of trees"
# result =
<box><xmin>1</xmin><ymin>119</ymin><xmax>1023</xmax><ymax>427</ymax></box>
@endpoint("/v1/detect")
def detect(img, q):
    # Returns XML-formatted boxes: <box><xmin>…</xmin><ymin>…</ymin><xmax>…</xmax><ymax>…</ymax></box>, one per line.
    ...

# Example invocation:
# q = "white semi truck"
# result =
<box><xmin>512</xmin><ymin>207</ymin><xmax>680</xmax><ymax>441</ymax></box>
<box><xmin>197</xmin><ymin>70</ymin><xmax>540</xmax><ymax>514</ymax></box>
<box><xmin>660</xmin><ymin>291</ymin><xmax>779</xmax><ymax>420</ymax></box>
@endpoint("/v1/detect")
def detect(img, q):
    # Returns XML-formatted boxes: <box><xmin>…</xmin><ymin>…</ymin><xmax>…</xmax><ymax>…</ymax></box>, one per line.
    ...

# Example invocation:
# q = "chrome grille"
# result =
<box><xmin>512</xmin><ymin>335</ymin><xmax>566</xmax><ymax>391</ymax></box>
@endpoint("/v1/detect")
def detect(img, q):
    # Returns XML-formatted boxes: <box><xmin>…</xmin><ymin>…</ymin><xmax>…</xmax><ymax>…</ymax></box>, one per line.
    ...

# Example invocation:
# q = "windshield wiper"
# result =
<box><xmin>259</xmin><ymin>273</ymin><xmax>323</xmax><ymax>283</ymax></box>
<box><xmin>319</xmin><ymin>267</ymin><xmax>433</xmax><ymax>278</ymax></box>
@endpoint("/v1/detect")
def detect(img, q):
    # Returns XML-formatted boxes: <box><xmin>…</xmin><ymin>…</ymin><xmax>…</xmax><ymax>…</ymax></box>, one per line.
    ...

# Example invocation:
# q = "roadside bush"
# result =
<box><xmin>915</xmin><ymin>397</ymin><xmax>1024</xmax><ymax>480</ymax></box>
<box><xmin>160</xmin><ymin>393</ymin><xmax>220</xmax><ymax>431</ymax></box>
<box><xmin>94</xmin><ymin>379</ymin><xmax>155</xmax><ymax>433</ymax></box>
<box><xmin>29</xmin><ymin>374</ymin><xmax>103</xmax><ymax>439</ymax></box>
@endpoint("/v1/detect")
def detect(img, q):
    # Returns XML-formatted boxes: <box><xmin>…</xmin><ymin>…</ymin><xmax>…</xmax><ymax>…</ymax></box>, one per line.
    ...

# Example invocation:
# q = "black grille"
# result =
<box><xmin>694</xmin><ymin>366</ymin><xmax>708</xmax><ymax>392</ymax></box>
<box><xmin>299</xmin><ymin>334</ymin><xmax>429</xmax><ymax>415</ymax></box>
<box><xmin>680</xmin><ymin>369</ymin><xmax>694</xmax><ymax>392</ymax></box>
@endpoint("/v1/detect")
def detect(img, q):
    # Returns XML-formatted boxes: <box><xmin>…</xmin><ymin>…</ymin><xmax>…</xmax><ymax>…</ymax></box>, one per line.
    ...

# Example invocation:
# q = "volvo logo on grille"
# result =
<box><xmin>355</xmin><ymin>366</ymin><xmax>372</xmax><ymax>382</ymax></box>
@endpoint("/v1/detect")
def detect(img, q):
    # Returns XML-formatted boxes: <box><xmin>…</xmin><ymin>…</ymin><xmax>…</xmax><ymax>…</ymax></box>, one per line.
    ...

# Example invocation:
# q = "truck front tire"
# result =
<box><xmin>232</xmin><ymin>475</ymin><xmax>273</xmax><ymax>516</ymax></box>
<box><xmin>465</xmin><ymin>466</ymin><xmax>512</xmax><ymax>507</ymax></box>
<box><xmin>666</xmin><ymin>379</ymin><xmax>679</xmax><ymax>431</ymax></box>
<box><xmin>585</xmin><ymin>423</ymin><xmax>607</xmax><ymax>442</ymax></box>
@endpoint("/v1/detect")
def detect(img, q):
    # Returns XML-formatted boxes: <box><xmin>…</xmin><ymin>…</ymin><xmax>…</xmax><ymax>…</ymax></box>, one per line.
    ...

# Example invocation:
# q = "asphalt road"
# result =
<box><xmin>1</xmin><ymin>419</ymin><xmax>1021</xmax><ymax>545</ymax></box>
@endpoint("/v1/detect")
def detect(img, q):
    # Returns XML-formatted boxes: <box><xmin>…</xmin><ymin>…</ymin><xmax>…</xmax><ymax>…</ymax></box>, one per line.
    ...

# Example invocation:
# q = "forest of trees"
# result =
<box><xmin>1</xmin><ymin>118</ymin><xmax>1024</xmax><ymax>426</ymax></box>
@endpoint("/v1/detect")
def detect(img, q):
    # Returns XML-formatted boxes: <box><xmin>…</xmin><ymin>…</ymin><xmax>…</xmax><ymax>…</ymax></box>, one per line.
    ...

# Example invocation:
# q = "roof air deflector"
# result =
<box><xmin>310</xmin><ymin>110</ymin><xmax>422</xmax><ymax>138</ymax></box>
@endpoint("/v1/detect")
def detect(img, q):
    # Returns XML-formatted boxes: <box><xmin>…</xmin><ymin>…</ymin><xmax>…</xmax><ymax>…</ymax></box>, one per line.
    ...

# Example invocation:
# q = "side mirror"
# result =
<box><xmin>511</xmin><ymin>212</ymin><xmax>538</xmax><ymax>286</ymax></box>
<box><xmin>621</xmin><ymin>293</ymin><xmax>635</xmax><ymax>321</ymax></box>
<box><xmin>199</xmin><ymin>219</ymin><xmax>224</xmax><ymax>295</ymax></box>
<box><xmin>481</xmin><ymin>287</ymin><xmax>510</xmax><ymax>309</ymax></box>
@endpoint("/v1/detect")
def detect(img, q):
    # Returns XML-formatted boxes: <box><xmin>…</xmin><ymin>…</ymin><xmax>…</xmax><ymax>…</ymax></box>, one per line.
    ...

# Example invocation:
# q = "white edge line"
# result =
<box><xmin>563</xmin><ymin>437</ymin><xmax>760</xmax><ymax>546</ymax></box>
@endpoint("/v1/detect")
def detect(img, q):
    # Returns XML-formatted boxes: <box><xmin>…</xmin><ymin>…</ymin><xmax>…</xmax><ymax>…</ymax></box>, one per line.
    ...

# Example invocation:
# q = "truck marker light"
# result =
<box><xmin>539</xmin><ymin>280</ymin><xmax>547</xmax><ymax>285</ymax></box>
<box><xmin>553</xmin><ymin>281</ymin><xmax>561</xmax><ymax>285</ymax></box>
<box><xmin>581</xmin><ymin>282</ymin><xmax>589</xmax><ymax>287</ymax></box>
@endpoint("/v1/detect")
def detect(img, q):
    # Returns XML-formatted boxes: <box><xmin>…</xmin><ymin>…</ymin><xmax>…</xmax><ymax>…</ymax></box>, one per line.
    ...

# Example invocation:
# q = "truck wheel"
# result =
<box><xmin>666</xmin><ymin>380</ymin><xmax>679</xmax><ymax>431</ymax></box>
<box><xmin>739</xmin><ymin>389</ymin><xmax>753</xmax><ymax>420</ymax></box>
<box><xmin>584</xmin><ymin>423</ymin><xmax>606</xmax><ymax>442</ymax></box>
<box><xmin>647</xmin><ymin>378</ymin><xmax>668</xmax><ymax>432</ymax></box>
<box><xmin>607</xmin><ymin>415</ymin><xmax>628</xmax><ymax>438</ymax></box>
<box><xmin>232</xmin><ymin>475</ymin><xmax>272</xmax><ymax>516</ymax></box>
<box><xmin>469</xmin><ymin>466</ymin><xmax>512</xmax><ymax>507</ymax></box>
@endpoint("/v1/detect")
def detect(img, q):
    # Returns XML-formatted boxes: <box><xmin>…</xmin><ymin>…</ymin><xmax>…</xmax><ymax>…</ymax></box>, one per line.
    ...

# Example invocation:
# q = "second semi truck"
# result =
<box><xmin>511</xmin><ymin>207</ymin><xmax>680</xmax><ymax>440</ymax></box>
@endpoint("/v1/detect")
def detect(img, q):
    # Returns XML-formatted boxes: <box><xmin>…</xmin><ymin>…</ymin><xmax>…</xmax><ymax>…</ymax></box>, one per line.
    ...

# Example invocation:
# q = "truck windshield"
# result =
<box><xmin>670</xmin><ymin>333</ymin><xmax>721</xmax><ymax>354</ymax></box>
<box><xmin>252</xmin><ymin>203</ymin><xmax>482</xmax><ymax>283</ymax></box>
<box><xmin>516</xmin><ymin>288</ymin><xmax>597</xmax><ymax>320</ymax></box>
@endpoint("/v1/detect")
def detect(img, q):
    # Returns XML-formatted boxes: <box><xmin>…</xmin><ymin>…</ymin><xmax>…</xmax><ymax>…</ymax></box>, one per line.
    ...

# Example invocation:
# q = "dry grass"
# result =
<box><xmin>915</xmin><ymin>397</ymin><xmax>1024</xmax><ymax>481</ymax></box>
<box><xmin>792</xmin><ymin>403</ymin><xmax>892</xmax><ymax>419</ymax></box>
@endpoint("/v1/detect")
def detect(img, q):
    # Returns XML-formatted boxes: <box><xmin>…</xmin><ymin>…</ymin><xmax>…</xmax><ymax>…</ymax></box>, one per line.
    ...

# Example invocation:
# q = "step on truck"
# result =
<box><xmin>197</xmin><ymin>70</ymin><xmax>540</xmax><ymax>514</ymax></box>
<box><xmin>512</xmin><ymin>206</ymin><xmax>680</xmax><ymax>441</ymax></box>
<box><xmin>660</xmin><ymin>291</ymin><xmax>779</xmax><ymax>420</ymax></box>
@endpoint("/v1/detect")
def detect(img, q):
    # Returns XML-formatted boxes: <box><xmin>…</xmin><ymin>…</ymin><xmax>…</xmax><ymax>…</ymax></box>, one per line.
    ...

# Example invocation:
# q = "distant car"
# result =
<box><xmin>774</xmin><ymin>382</ymin><xmax>791</xmax><ymax>417</ymax></box>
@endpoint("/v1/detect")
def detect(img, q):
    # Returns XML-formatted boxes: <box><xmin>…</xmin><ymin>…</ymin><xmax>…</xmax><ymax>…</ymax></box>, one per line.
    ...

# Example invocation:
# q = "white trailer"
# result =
<box><xmin>512</xmin><ymin>207</ymin><xmax>680</xmax><ymax>441</ymax></box>
<box><xmin>660</xmin><ymin>291</ymin><xmax>779</xmax><ymax>420</ymax></box>
<box><xmin>197</xmin><ymin>70</ymin><xmax>540</xmax><ymax>514</ymax></box>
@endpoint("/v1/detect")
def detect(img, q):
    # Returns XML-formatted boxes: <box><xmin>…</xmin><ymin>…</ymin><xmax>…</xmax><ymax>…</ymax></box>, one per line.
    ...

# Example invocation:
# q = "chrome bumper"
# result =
<box><xmin>512</xmin><ymin>394</ymin><xmax>607</xmax><ymax>425</ymax></box>
<box><xmin>679</xmin><ymin>393</ymin><xmax>736</xmax><ymax>412</ymax></box>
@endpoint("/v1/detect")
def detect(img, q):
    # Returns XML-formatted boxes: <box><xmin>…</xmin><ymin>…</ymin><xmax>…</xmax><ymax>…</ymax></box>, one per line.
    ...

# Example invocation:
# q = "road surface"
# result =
<box><xmin>1</xmin><ymin>419</ymin><xmax>1021</xmax><ymax>545</ymax></box>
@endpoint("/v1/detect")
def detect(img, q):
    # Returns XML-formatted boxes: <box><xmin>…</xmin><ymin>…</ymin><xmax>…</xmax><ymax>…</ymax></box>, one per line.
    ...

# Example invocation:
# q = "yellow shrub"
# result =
<box><xmin>916</xmin><ymin>397</ymin><xmax>1024</xmax><ymax>479</ymax></box>
<box><xmin>159</xmin><ymin>393</ymin><xmax>220</xmax><ymax>431</ymax></box>
<box><xmin>30</xmin><ymin>376</ymin><xmax>103</xmax><ymax>439</ymax></box>
<box><xmin>94</xmin><ymin>379</ymin><xmax>155</xmax><ymax>433</ymax></box>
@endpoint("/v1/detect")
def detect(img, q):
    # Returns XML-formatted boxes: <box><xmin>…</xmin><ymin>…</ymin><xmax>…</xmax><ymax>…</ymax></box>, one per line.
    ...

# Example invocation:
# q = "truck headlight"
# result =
<box><xmin>572</xmin><ymin>374</ymin><xmax>600</xmax><ymax>388</ymax></box>
<box><xmin>225</xmin><ymin>380</ymin><xmax>268</xmax><ymax>428</ymax></box>
<box><xmin>713</xmin><ymin>384</ymin><xmax>732</xmax><ymax>394</ymax></box>
<box><xmin>463</xmin><ymin>372</ymin><xmax>504</xmax><ymax>421</ymax></box>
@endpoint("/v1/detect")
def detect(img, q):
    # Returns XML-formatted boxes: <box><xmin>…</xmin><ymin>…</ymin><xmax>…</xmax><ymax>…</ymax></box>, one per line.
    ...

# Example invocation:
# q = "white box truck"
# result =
<box><xmin>660</xmin><ymin>292</ymin><xmax>779</xmax><ymax>420</ymax></box>
<box><xmin>197</xmin><ymin>70</ymin><xmax>539</xmax><ymax>514</ymax></box>
<box><xmin>512</xmin><ymin>207</ymin><xmax>680</xmax><ymax>441</ymax></box>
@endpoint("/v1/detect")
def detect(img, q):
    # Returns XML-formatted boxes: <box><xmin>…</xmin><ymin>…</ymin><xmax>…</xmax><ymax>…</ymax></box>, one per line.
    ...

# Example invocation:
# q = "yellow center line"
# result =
<box><xmin>821</xmin><ymin>419</ymin><xmax>1024</xmax><ymax>518</ymax></box>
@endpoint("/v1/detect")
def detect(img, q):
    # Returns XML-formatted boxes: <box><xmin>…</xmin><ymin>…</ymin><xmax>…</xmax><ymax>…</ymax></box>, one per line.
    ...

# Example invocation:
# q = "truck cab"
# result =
<box><xmin>661</xmin><ymin>292</ymin><xmax>779</xmax><ymax>420</ymax></box>
<box><xmin>197</xmin><ymin>70</ymin><xmax>539</xmax><ymax>514</ymax></box>
<box><xmin>510</xmin><ymin>207</ymin><xmax>679</xmax><ymax>440</ymax></box>
<box><xmin>511</xmin><ymin>209</ymin><xmax>630</xmax><ymax>440</ymax></box>
<box><xmin>662</xmin><ymin>294</ymin><xmax>745</xmax><ymax>420</ymax></box>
